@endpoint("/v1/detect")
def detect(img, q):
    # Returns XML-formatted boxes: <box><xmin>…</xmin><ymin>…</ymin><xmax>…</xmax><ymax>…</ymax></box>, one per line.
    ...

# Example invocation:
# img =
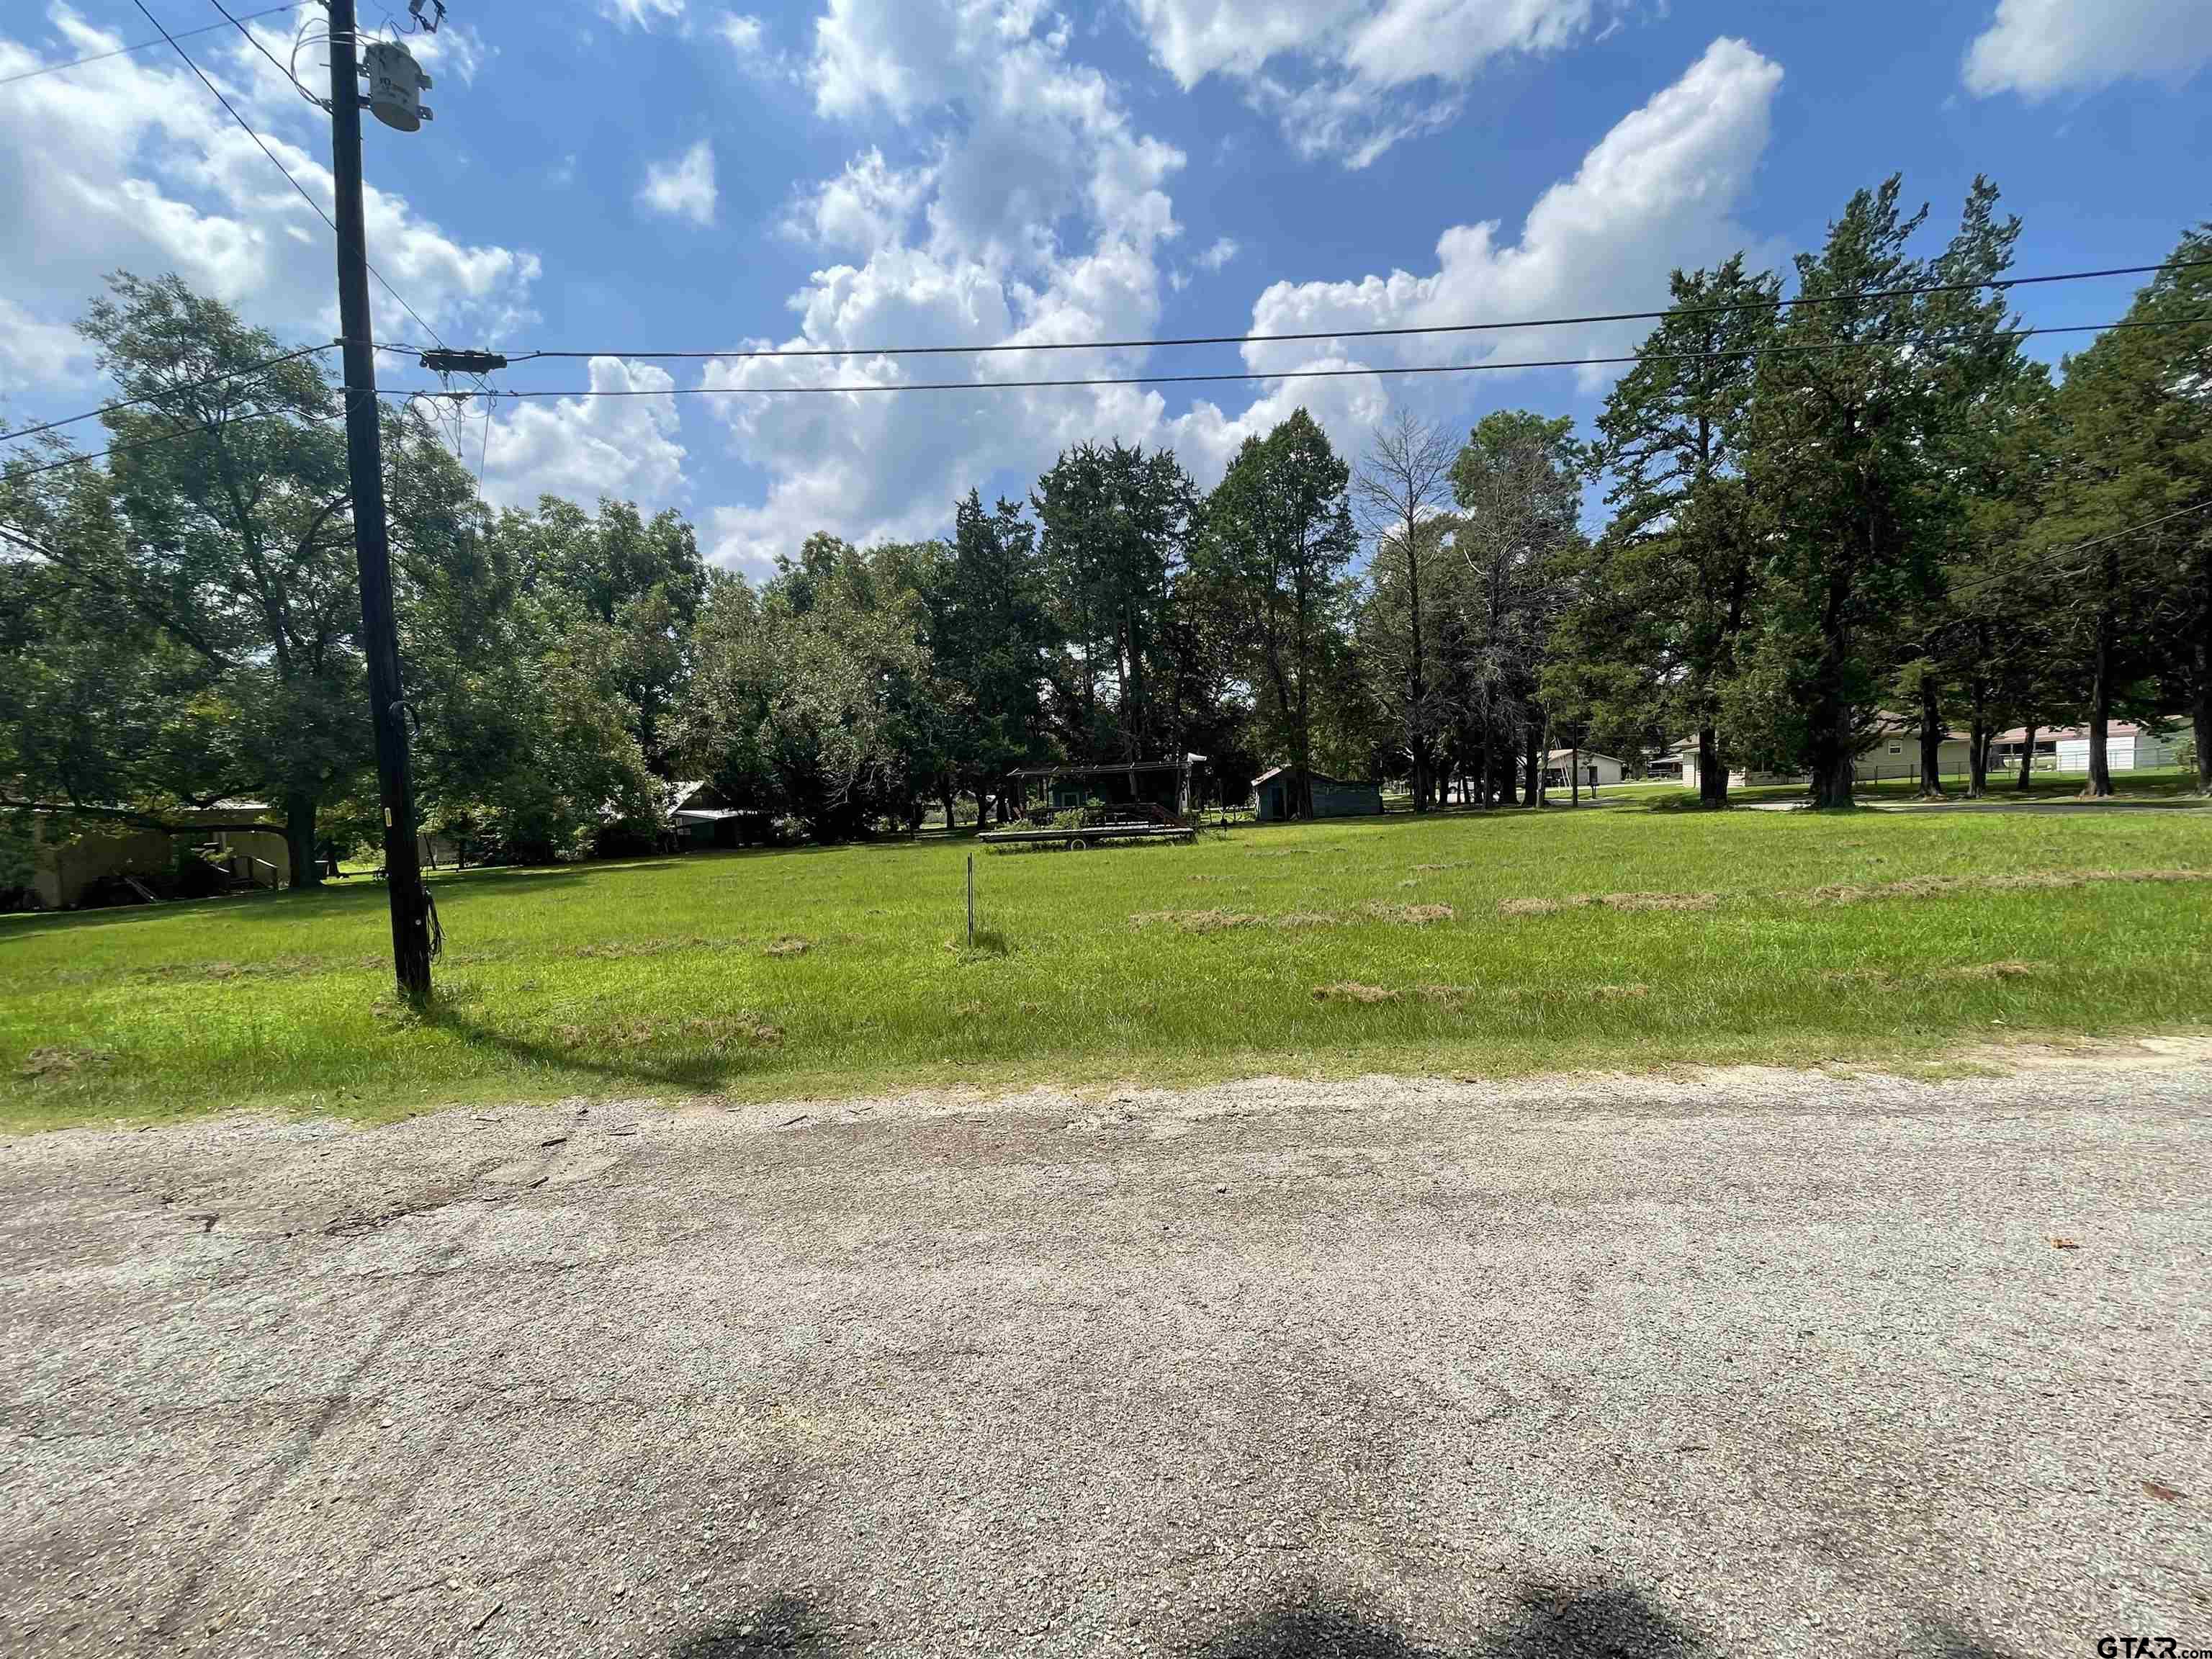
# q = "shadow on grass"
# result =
<box><xmin>0</xmin><ymin>864</ymin><xmax>607</xmax><ymax>940</ymax></box>
<box><xmin>0</xmin><ymin>886</ymin><xmax>308</xmax><ymax>938</ymax></box>
<box><xmin>417</xmin><ymin>997</ymin><xmax>747</xmax><ymax>1095</ymax></box>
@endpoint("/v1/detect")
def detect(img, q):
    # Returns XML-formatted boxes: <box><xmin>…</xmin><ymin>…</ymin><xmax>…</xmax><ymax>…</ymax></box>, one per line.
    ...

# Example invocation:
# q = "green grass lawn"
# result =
<box><xmin>4</xmin><ymin>792</ymin><xmax>2210</xmax><ymax>1128</ymax></box>
<box><xmin>1600</xmin><ymin>766</ymin><xmax>2206</xmax><ymax>806</ymax></box>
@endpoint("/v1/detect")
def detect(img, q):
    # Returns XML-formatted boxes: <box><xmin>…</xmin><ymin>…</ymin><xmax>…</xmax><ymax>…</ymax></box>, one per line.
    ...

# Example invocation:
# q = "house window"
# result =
<box><xmin>1887</xmin><ymin>744</ymin><xmax>1901</xmax><ymax>755</ymax></box>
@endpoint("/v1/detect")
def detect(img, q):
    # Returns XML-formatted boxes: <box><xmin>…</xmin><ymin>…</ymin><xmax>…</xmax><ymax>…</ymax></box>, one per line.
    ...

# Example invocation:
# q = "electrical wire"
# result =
<box><xmin>473</xmin><ymin>383</ymin><xmax>494</xmax><ymax>490</ymax></box>
<box><xmin>451</xmin><ymin>258</ymin><xmax>2212</xmax><ymax>369</ymax></box>
<box><xmin>1944</xmin><ymin>498</ymin><xmax>2212</xmax><ymax>608</ymax></box>
<box><xmin>0</xmin><ymin>343</ymin><xmax>335</xmax><ymax>445</ymax></box>
<box><xmin>126</xmin><ymin>0</ymin><xmax>449</xmax><ymax>351</ymax></box>
<box><xmin>206</xmin><ymin>0</ymin><xmax>327</xmax><ymax>107</ymax></box>
<box><xmin>0</xmin><ymin>1</ymin><xmax>305</xmax><ymax>86</ymax></box>
<box><xmin>13</xmin><ymin>318</ymin><xmax>2194</xmax><ymax>477</ymax></box>
<box><xmin>397</xmin><ymin>318</ymin><xmax>2195</xmax><ymax>403</ymax></box>
<box><xmin>2054</xmin><ymin>498</ymin><xmax>2212</xmax><ymax>554</ymax></box>
<box><xmin>2</xmin><ymin>410</ymin><xmax>344</xmax><ymax>479</ymax></box>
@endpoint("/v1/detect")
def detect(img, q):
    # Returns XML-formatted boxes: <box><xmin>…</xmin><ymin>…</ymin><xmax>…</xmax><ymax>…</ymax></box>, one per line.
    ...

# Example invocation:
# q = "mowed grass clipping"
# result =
<box><xmin>4</xmin><ymin>799</ymin><xmax>2210</xmax><ymax>1125</ymax></box>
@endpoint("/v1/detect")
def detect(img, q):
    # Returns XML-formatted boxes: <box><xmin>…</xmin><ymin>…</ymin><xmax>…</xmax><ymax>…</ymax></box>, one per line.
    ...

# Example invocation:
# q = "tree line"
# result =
<box><xmin>4</xmin><ymin>179</ymin><xmax>2207</xmax><ymax>891</ymax></box>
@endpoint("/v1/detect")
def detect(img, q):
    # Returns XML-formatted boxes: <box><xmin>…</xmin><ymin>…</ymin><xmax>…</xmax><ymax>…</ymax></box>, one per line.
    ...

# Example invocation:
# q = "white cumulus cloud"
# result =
<box><xmin>1125</xmin><ymin>0</ymin><xmax>1611</xmax><ymax>166</ymax></box>
<box><xmin>480</xmin><ymin>359</ymin><xmax>688</xmax><ymax>512</ymax></box>
<box><xmin>700</xmin><ymin>30</ymin><xmax>1781</xmax><ymax>575</ymax></box>
<box><xmin>696</xmin><ymin>0</ymin><xmax>1187</xmax><ymax>571</ymax></box>
<box><xmin>1962</xmin><ymin>0</ymin><xmax>2212</xmax><ymax>99</ymax></box>
<box><xmin>639</xmin><ymin>140</ymin><xmax>718</xmax><ymax>225</ymax></box>
<box><xmin>1159</xmin><ymin>35</ymin><xmax>1781</xmax><ymax>479</ymax></box>
<box><xmin>0</xmin><ymin>9</ymin><xmax>538</xmax><ymax>407</ymax></box>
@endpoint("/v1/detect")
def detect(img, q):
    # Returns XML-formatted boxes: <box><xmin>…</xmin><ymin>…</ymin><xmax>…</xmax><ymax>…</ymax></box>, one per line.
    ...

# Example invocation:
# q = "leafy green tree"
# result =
<box><xmin>2036</xmin><ymin>228</ymin><xmax>2212</xmax><ymax>793</ymax></box>
<box><xmin>1032</xmin><ymin>441</ymin><xmax>1197</xmax><ymax>763</ymax></box>
<box><xmin>500</xmin><ymin>497</ymin><xmax>706</xmax><ymax>773</ymax></box>
<box><xmin>1579</xmin><ymin>256</ymin><xmax>1778</xmax><ymax>806</ymax></box>
<box><xmin>1447</xmin><ymin>410</ymin><xmax>1583</xmax><ymax>806</ymax></box>
<box><xmin>931</xmin><ymin>490</ymin><xmax>1055</xmax><ymax>823</ymax></box>
<box><xmin>1193</xmin><ymin>410</ymin><xmax>1357</xmax><ymax>817</ymax></box>
<box><xmin>1733</xmin><ymin>178</ymin><xmax>2020</xmax><ymax>807</ymax></box>
<box><xmin>1</xmin><ymin>275</ymin><xmax>364</xmax><ymax>881</ymax></box>
<box><xmin>676</xmin><ymin>535</ymin><xmax>945</xmax><ymax>840</ymax></box>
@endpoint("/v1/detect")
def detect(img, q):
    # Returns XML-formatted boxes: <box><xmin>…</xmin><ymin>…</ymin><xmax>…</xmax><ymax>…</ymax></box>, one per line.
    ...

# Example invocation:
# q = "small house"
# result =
<box><xmin>17</xmin><ymin>801</ymin><xmax>289</xmax><ymax>909</ymax></box>
<box><xmin>664</xmin><ymin>781</ymin><xmax>764</xmax><ymax>849</ymax></box>
<box><xmin>2046</xmin><ymin>722</ymin><xmax>2183</xmax><ymax>773</ymax></box>
<box><xmin>1544</xmin><ymin>750</ymin><xmax>1625</xmax><ymax>789</ymax></box>
<box><xmin>1251</xmin><ymin>766</ymin><xmax>1384</xmax><ymax>822</ymax></box>
<box><xmin>1674</xmin><ymin>723</ymin><xmax>1975</xmax><ymax>791</ymax></box>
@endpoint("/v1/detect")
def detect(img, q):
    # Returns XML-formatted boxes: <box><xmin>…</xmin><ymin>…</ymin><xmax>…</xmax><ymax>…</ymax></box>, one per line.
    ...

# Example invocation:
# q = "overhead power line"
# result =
<box><xmin>405</xmin><ymin>318</ymin><xmax>2192</xmax><ymax>403</ymax></box>
<box><xmin>439</xmin><ymin>258</ymin><xmax>2212</xmax><ymax>368</ymax></box>
<box><xmin>2055</xmin><ymin>498</ymin><xmax>2212</xmax><ymax>555</ymax></box>
<box><xmin>125</xmin><ymin>0</ymin><xmax>447</xmax><ymax>350</ymax></box>
<box><xmin>0</xmin><ymin>1</ymin><xmax>304</xmax><ymax>86</ymax></box>
<box><xmin>206</xmin><ymin>0</ymin><xmax>327</xmax><ymax>107</ymax></box>
<box><xmin>1945</xmin><ymin>498</ymin><xmax>2212</xmax><ymax>606</ymax></box>
<box><xmin>13</xmin><ymin>319</ymin><xmax>2198</xmax><ymax>479</ymax></box>
<box><xmin>0</xmin><ymin>343</ymin><xmax>333</xmax><ymax>446</ymax></box>
<box><xmin>0</xmin><ymin>409</ymin><xmax>344</xmax><ymax>479</ymax></box>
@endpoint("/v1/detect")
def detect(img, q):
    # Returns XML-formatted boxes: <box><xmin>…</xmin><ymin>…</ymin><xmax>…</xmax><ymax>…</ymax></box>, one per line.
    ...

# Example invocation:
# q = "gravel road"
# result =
<box><xmin>2</xmin><ymin>1043</ymin><xmax>2208</xmax><ymax>1658</ymax></box>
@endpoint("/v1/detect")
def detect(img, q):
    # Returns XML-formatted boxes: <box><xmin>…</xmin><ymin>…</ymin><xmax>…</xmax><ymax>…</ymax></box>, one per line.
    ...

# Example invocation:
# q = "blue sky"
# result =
<box><xmin>2</xmin><ymin>0</ymin><xmax>2208</xmax><ymax>572</ymax></box>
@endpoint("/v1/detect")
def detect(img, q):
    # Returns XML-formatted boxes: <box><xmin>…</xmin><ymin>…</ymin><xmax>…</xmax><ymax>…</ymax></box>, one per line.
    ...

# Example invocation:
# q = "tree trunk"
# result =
<box><xmin>1810</xmin><ymin>564</ymin><xmax>1855</xmax><ymax>809</ymax></box>
<box><xmin>2195</xmin><ymin>550</ymin><xmax>2212</xmax><ymax>794</ymax></box>
<box><xmin>1570</xmin><ymin>746</ymin><xmax>1581</xmax><ymax>807</ymax></box>
<box><xmin>283</xmin><ymin>792</ymin><xmax>320</xmax><ymax>890</ymax></box>
<box><xmin>2085</xmin><ymin>577</ymin><xmax>2115</xmax><ymax>799</ymax></box>
<box><xmin>2087</xmin><ymin>688</ymin><xmax>2113</xmax><ymax>798</ymax></box>
<box><xmin>1406</xmin><ymin>536</ymin><xmax>1429</xmax><ymax>813</ymax></box>
<box><xmin>1696</xmin><ymin>723</ymin><xmax>1727</xmax><ymax>809</ymax></box>
<box><xmin>1917</xmin><ymin>678</ymin><xmax>1946</xmax><ymax>801</ymax></box>
<box><xmin>2195</xmin><ymin>638</ymin><xmax>2212</xmax><ymax>795</ymax></box>
<box><xmin>1521</xmin><ymin>725</ymin><xmax>1539</xmax><ymax>808</ymax></box>
<box><xmin>1470</xmin><ymin>730</ymin><xmax>1488</xmax><ymax>808</ymax></box>
<box><xmin>1966</xmin><ymin>624</ymin><xmax>1992</xmax><ymax>799</ymax></box>
<box><xmin>2017</xmin><ymin>724</ymin><xmax>2037</xmax><ymax>793</ymax></box>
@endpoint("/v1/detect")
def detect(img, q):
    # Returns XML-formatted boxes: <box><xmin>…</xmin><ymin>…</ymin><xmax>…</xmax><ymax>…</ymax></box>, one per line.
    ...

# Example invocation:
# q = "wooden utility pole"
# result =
<box><xmin>327</xmin><ymin>0</ymin><xmax>433</xmax><ymax>1002</ymax></box>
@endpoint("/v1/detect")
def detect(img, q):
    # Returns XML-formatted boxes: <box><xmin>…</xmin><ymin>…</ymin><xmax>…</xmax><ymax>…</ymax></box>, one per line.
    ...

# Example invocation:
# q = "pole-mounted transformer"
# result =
<box><xmin>361</xmin><ymin>40</ymin><xmax>433</xmax><ymax>131</ymax></box>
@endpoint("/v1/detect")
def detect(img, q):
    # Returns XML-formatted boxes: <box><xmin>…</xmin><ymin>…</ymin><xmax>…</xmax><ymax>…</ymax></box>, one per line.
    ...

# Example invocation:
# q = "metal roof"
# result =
<box><xmin>1012</xmin><ymin>757</ymin><xmax>1203</xmax><ymax>778</ymax></box>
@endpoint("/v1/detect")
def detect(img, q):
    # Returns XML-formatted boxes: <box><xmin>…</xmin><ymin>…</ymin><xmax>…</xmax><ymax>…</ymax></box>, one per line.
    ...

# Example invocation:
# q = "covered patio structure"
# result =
<box><xmin>1010</xmin><ymin>755</ymin><xmax>1207</xmax><ymax>824</ymax></box>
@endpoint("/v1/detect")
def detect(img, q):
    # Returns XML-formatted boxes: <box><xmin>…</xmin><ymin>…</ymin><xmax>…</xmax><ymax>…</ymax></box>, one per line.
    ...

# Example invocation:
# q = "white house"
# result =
<box><xmin>2046</xmin><ymin>723</ymin><xmax>2184</xmax><ymax>773</ymax></box>
<box><xmin>1675</xmin><ymin>726</ymin><xmax>1973</xmax><ymax>791</ymax></box>
<box><xmin>1542</xmin><ymin>750</ymin><xmax>1626</xmax><ymax>789</ymax></box>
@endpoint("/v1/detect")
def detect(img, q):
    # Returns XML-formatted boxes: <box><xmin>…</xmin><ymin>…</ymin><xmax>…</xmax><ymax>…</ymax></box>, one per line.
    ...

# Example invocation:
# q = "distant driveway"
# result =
<box><xmin>2</xmin><ymin>1046</ymin><xmax>2208</xmax><ymax>1656</ymax></box>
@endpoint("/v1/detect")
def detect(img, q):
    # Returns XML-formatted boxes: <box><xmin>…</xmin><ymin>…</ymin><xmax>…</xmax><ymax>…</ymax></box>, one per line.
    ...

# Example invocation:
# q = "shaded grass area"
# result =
<box><xmin>4</xmin><ymin>801</ymin><xmax>2210</xmax><ymax>1127</ymax></box>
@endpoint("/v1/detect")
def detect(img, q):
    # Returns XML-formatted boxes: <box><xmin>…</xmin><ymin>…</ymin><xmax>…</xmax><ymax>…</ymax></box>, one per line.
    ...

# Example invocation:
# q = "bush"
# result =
<box><xmin>1047</xmin><ymin>796</ymin><xmax>1123</xmax><ymax>830</ymax></box>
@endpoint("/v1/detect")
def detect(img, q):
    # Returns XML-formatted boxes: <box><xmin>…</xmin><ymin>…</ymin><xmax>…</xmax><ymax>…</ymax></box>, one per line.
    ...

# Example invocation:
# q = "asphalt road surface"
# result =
<box><xmin>3</xmin><ymin>1043</ymin><xmax>2208</xmax><ymax>1658</ymax></box>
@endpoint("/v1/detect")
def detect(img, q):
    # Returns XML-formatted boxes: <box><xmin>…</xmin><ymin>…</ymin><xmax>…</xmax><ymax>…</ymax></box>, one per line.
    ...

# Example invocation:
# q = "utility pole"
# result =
<box><xmin>326</xmin><ymin>0</ymin><xmax>433</xmax><ymax>1002</ymax></box>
